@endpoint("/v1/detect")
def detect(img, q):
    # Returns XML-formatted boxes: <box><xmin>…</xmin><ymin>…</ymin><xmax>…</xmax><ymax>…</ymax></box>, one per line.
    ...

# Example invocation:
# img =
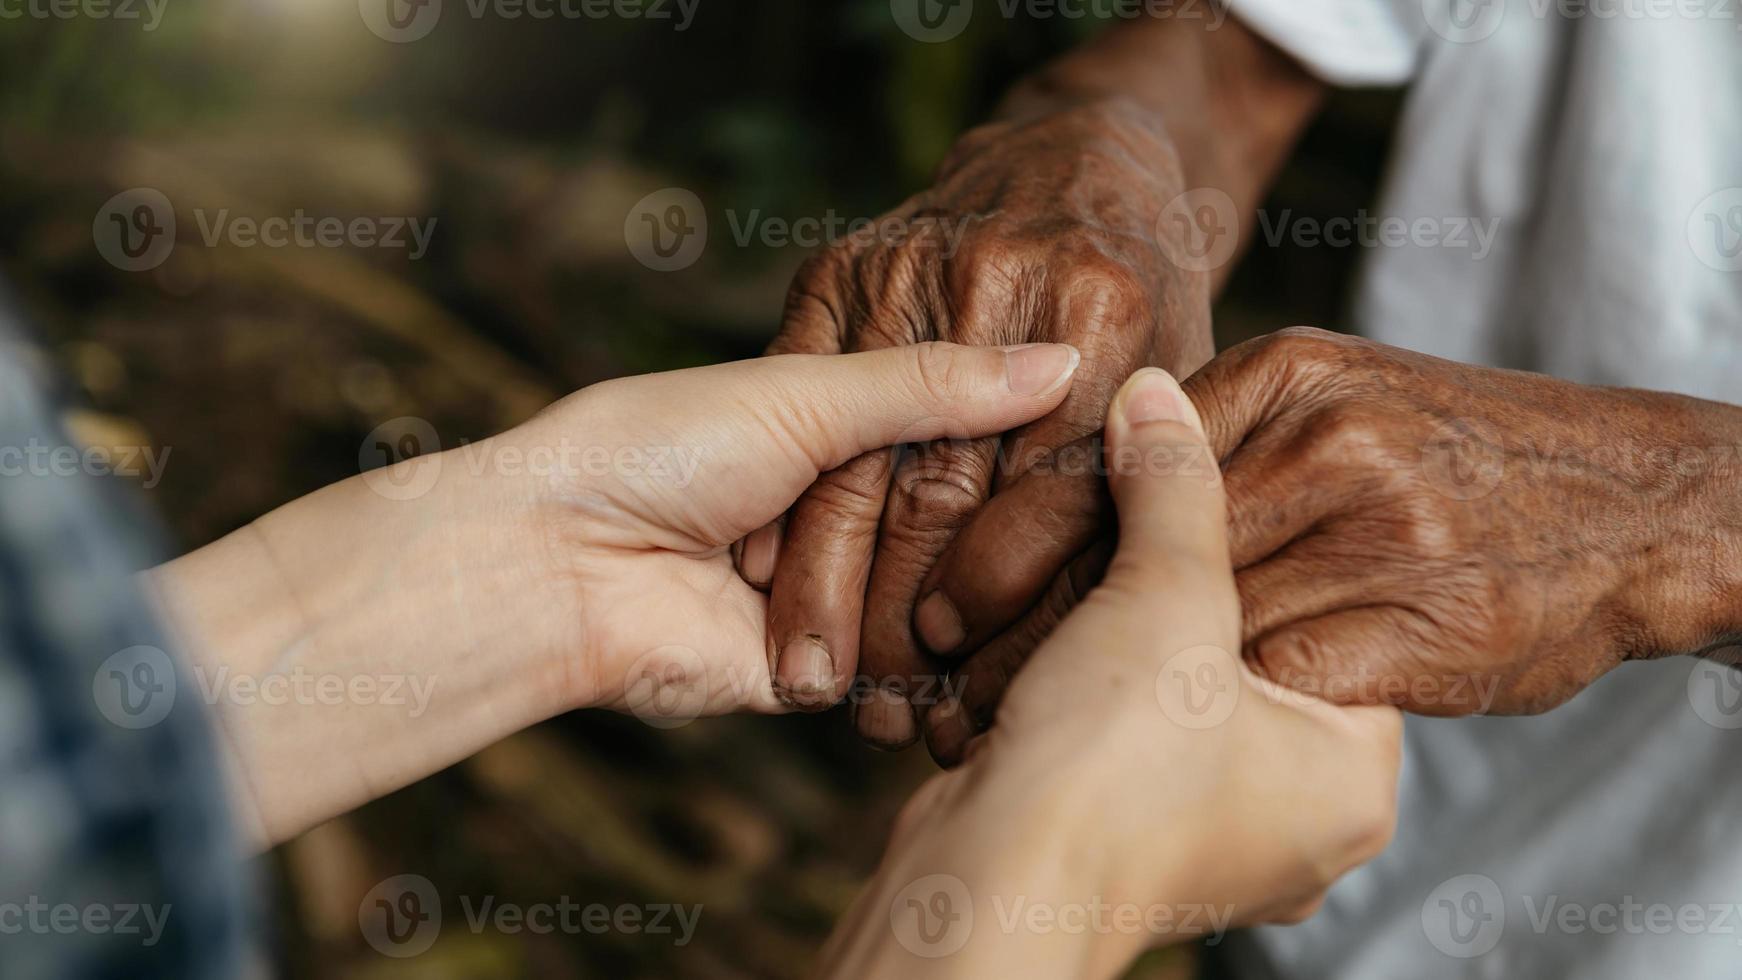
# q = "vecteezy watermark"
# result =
<box><xmin>1154</xmin><ymin>644</ymin><xmax>1507</xmax><ymax>727</ymax></box>
<box><xmin>1689</xmin><ymin>187</ymin><xmax>1742</xmax><ymax>273</ymax></box>
<box><xmin>93</xmin><ymin>189</ymin><xmax>176</xmax><ymax>273</ymax></box>
<box><xmin>890</xmin><ymin>874</ymin><xmax>975</xmax><ymax>957</ymax></box>
<box><xmin>358</xmin><ymin>417</ymin><xmax>710</xmax><ymax>502</ymax></box>
<box><xmin>624</xmin><ymin>188</ymin><xmax>980</xmax><ymax>273</ymax></box>
<box><xmin>92</xmin><ymin>646</ymin><xmax>178</xmax><ymax>730</ymax></box>
<box><xmin>990</xmin><ymin>897</ymin><xmax>1234</xmax><ymax>945</ymax></box>
<box><xmin>1688</xmin><ymin>657</ymin><xmax>1742</xmax><ymax>730</ymax></box>
<box><xmin>1156</xmin><ymin>190</ymin><xmax>1502</xmax><ymax>271</ymax></box>
<box><xmin>93</xmin><ymin>189</ymin><xmax>436</xmax><ymax>272</ymax></box>
<box><xmin>1420</xmin><ymin>425</ymin><xmax>1742</xmax><ymax>502</ymax></box>
<box><xmin>360</xmin><ymin>0</ymin><xmax>697</xmax><ymax>43</ymax></box>
<box><xmin>888</xmin><ymin>875</ymin><xmax>1234</xmax><ymax>958</ymax></box>
<box><xmin>1423</xmin><ymin>872</ymin><xmax>1742</xmax><ymax>958</ymax></box>
<box><xmin>1420</xmin><ymin>418</ymin><xmax>1508</xmax><ymax>502</ymax></box>
<box><xmin>1155</xmin><ymin>644</ymin><xmax>1241</xmax><ymax>729</ymax></box>
<box><xmin>0</xmin><ymin>438</ymin><xmax>171</xmax><ymax>489</ymax></box>
<box><xmin>358</xmin><ymin>875</ymin><xmax>700</xmax><ymax>957</ymax></box>
<box><xmin>0</xmin><ymin>898</ymin><xmax>172</xmax><ymax>947</ymax></box>
<box><xmin>191</xmin><ymin>209</ymin><xmax>436</xmax><ymax>260</ymax></box>
<box><xmin>1266</xmin><ymin>664</ymin><xmax>1505</xmax><ymax>714</ymax></box>
<box><xmin>1422</xmin><ymin>874</ymin><xmax>1506</xmax><ymax>957</ymax></box>
<box><xmin>625</xmin><ymin>188</ymin><xmax>709</xmax><ymax>272</ymax></box>
<box><xmin>1255</xmin><ymin>209</ymin><xmax>1500</xmax><ymax>260</ymax></box>
<box><xmin>891</xmin><ymin>0</ymin><xmax>1226</xmax><ymax>43</ymax></box>
<box><xmin>0</xmin><ymin>0</ymin><xmax>167</xmax><ymax>30</ymax></box>
<box><xmin>92</xmin><ymin>645</ymin><xmax>437</xmax><ymax>730</ymax></box>
<box><xmin>724</xmin><ymin>209</ymin><xmax>976</xmax><ymax>258</ymax></box>
<box><xmin>1156</xmin><ymin>187</ymin><xmax>1240</xmax><ymax>273</ymax></box>
<box><xmin>1427</xmin><ymin>0</ymin><xmax>1742</xmax><ymax>44</ymax></box>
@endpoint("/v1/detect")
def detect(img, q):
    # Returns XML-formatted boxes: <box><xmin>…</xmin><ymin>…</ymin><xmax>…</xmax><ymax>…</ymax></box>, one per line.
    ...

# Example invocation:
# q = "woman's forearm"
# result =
<box><xmin>143</xmin><ymin>447</ymin><xmax>573</xmax><ymax>849</ymax></box>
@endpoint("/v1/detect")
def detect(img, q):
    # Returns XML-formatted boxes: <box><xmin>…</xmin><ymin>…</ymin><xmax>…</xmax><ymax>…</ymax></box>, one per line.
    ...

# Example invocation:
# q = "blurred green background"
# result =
<box><xmin>0</xmin><ymin>2</ymin><xmax>1398</xmax><ymax>976</ymax></box>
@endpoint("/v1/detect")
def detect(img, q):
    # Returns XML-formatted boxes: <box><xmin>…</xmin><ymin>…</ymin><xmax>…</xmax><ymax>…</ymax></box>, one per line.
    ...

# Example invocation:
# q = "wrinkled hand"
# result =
<box><xmin>1184</xmin><ymin>327</ymin><xmax>1742</xmax><ymax>715</ymax></box>
<box><xmin>926</xmin><ymin>326</ymin><xmax>1742</xmax><ymax>762</ymax></box>
<box><xmin>499</xmin><ymin>342</ymin><xmax>1078</xmax><ymax>722</ymax></box>
<box><xmin>746</xmin><ymin>99</ymin><xmax>1213</xmax><ymax>749</ymax></box>
<box><xmin>818</xmin><ymin>370</ymin><xmax>1399</xmax><ymax>979</ymax></box>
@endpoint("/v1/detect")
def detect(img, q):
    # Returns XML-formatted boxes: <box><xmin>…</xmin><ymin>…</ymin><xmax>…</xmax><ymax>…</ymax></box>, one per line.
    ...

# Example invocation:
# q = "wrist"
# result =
<box><xmin>147</xmin><ymin>443</ymin><xmax>574</xmax><ymax>847</ymax></box>
<box><xmin>1625</xmin><ymin>393</ymin><xmax>1742</xmax><ymax>658</ymax></box>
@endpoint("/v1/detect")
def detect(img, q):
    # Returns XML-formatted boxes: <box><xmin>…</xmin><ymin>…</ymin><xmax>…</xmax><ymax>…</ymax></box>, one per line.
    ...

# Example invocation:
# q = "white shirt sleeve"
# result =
<box><xmin>1221</xmin><ymin>0</ymin><xmax>1445</xmax><ymax>87</ymax></box>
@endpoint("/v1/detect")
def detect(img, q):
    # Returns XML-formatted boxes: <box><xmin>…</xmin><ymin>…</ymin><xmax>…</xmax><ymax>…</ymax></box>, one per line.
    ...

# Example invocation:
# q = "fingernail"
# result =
<box><xmin>776</xmin><ymin>637</ymin><xmax>835</xmax><ymax>708</ymax></box>
<box><xmin>1002</xmin><ymin>343</ymin><xmax>1080</xmax><ymax>397</ymax></box>
<box><xmin>856</xmin><ymin>687</ymin><xmax>918</xmax><ymax>750</ymax></box>
<box><xmin>923</xmin><ymin>693</ymin><xmax>974</xmax><ymax>767</ymax></box>
<box><xmin>1118</xmin><ymin>368</ymin><xmax>1191</xmax><ymax>426</ymax></box>
<box><xmin>915</xmin><ymin>591</ymin><xmax>966</xmax><ymax>653</ymax></box>
<box><xmin>739</xmin><ymin>522</ymin><xmax>781</xmax><ymax>588</ymax></box>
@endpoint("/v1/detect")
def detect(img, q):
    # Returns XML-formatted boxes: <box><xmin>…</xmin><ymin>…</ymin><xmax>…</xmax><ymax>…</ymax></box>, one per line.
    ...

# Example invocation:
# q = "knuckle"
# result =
<box><xmin>948</xmin><ymin>236</ymin><xmax>1038</xmax><ymax>309</ymax></box>
<box><xmin>1259</xmin><ymin>326</ymin><xmax>1351</xmax><ymax>383</ymax></box>
<box><xmin>804</xmin><ymin>452</ymin><xmax>891</xmax><ymax>514</ymax></box>
<box><xmin>906</xmin><ymin>341</ymin><xmax>973</xmax><ymax>406</ymax></box>
<box><xmin>1298</xmin><ymin>406</ymin><xmax>1388</xmax><ymax>469</ymax></box>
<box><xmin>894</xmin><ymin>459</ymin><xmax>985</xmax><ymax>534</ymax></box>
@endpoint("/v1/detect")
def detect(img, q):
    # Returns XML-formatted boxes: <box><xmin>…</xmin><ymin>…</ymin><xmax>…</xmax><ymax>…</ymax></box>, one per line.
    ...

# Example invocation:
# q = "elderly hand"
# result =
<box><xmin>817</xmin><ymin>368</ymin><xmax>1399</xmax><ymax>980</ymax></box>
<box><xmin>749</xmin><ymin>99</ymin><xmax>1214</xmax><ymax>749</ymax></box>
<box><xmin>1178</xmin><ymin>327</ymin><xmax>1742</xmax><ymax>714</ymax></box>
<box><xmin>924</xmin><ymin>327</ymin><xmax>1742</xmax><ymax>762</ymax></box>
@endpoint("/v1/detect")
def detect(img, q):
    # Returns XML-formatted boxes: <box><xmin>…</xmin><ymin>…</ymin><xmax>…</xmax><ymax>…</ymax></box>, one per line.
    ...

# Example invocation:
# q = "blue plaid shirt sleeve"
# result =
<box><xmin>0</xmin><ymin>299</ymin><xmax>255</xmax><ymax>979</ymax></box>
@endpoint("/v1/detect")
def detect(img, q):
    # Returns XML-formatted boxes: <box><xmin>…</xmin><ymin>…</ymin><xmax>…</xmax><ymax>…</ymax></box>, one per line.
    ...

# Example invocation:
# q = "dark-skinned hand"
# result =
<box><xmin>734</xmin><ymin>98</ymin><xmax>1215</xmax><ymax>749</ymax></box>
<box><xmin>924</xmin><ymin>326</ymin><xmax>1742</xmax><ymax>764</ymax></box>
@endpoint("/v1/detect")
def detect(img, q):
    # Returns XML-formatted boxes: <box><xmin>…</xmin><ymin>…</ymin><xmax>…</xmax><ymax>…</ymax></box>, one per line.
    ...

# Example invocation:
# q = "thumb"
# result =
<box><xmin>746</xmin><ymin>341</ymin><xmax>1079</xmax><ymax>473</ymax></box>
<box><xmin>1101</xmin><ymin>368</ymin><xmax>1232</xmax><ymax>589</ymax></box>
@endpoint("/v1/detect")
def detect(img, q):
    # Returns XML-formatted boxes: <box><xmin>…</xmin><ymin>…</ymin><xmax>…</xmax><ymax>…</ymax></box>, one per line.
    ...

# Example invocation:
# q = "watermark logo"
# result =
<box><xmin>892</xmin><ymin>0</ymin><xmax>973</xmax><ymax>41</ymax></box>
<box><xmin>362</xmin><ymin>0</ymin><xmax>696</xmax><ymax>40</ymax></box>
<box><xmin>890</xmin><ymin>874</ymin><xmax>974</xmax><ymax>957</ymax></box>
<box><xmin>1154</xmin><ymin>644</ymin><xmax>1239</xmax><ymax>729</ymax></box>
<box><xmin>95</xmin><ymin>654</ymin><xmax>436</xmax><ymax>730</ymax></box>
<box><xmin>1255</xmin><ymin>209</ymin><xmax>1499</xmax><ymax>259</ymax></box>
<box><xmin>92</xmin><ymin>645</ymin><xmax>177</xmax><ymax>730</ymax></box>
<box><xmin>1688</xmin><ymin>659</ymin><xmax>1742</xmax><ymax>730</ymax></box>
<box><xmin>0</xmin><ymin>438</ymin><xmax>171</xmax><ymax>488</ymax></box>
<box><xmin>1157</xmin><ymin>187</ymin><xmax>1239</xmax><ymax>272</ymax></box>
<box><xmin>96</xmin><ymin>191</ymin><xmax>436</xmax><ymax>267</ymax></box>
<box><xmin>1425</xmin><ymin>0</ymin><xmax>1506</xmax><ymax>42</ymax></box>
<box><xmin>1422</xmin><ymin>873</ymin><xmax>1505</xmax><ymax>957</ymax></box>
<box><xmin>360</xmin><ymin>417</ymin><xmax>443</xmax><ymax>501</ymax></box>
<box><xmin>94</xmin><ymin>189</ymin><xmax>176</xmax><ymax>273</ymax></box>
<box><xmin>0</xmin><ymin>0</ymin><xmax>168</xmax><ymax>30</ymax></box>
<box><xmin>1420</xmin><ymin>418</ymin><xmax>1506</xmax><ymax>501</ymax></box>
<box><xmin>626</xmin><ymin>188</ymin><xmax>708</xmax><ymax>272</ymax></box>
<box><xmin>1689</xmin><ymin>187</ymin><xmax>1742</xmax><ymax>273</ymax></box>
<box><xmin>361</xmin><ymin>0</ymin><xmax>441</xmax><ymax>40</ymax></box>
<box><xmin>360</xmin><ymin>874</ymin><xmax>442</xmax><ymax>958</ymax></box>
<box><xmin>621</xmin><ymin>645</ymin><xmax>711</xmax><ymax>729</ymax></box>
<box><xmin>0</xmin><ymin>899</ymin><xmax>172</xmax><ymax>946</ymax></box>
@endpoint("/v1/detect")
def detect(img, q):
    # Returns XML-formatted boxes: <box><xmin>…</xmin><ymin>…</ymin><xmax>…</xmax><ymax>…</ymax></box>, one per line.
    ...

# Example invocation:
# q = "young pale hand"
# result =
<box><xmin>151</xmin><ymin>341</ymin><xmax>1076</xmax><ymax>848</ymax></box>
<box><xmin>491</xmin><ymin>341</ymin><xmax>1082</xmax><ymax>723</ymax></box>
<box><xmin>820</xmin><ymin>369</ymin><xmax>1400</xmax><ymax>980</ymax></box>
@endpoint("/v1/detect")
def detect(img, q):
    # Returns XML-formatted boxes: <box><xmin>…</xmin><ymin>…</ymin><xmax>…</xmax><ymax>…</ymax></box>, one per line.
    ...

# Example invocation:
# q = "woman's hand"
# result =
<box><xmin>147</xmin><ymin>341</ymin><xmax>1080</xmax><ymax>849</ymax></box>
<box><xmin>817</xmin><ymin>369</ymin><xmax>1401</xmax><ymax>980</ymax></box>
<box><xmin>502</xmin><ymin>341</ymin><xmax>1082</xmax><ymax>719</ymax></box>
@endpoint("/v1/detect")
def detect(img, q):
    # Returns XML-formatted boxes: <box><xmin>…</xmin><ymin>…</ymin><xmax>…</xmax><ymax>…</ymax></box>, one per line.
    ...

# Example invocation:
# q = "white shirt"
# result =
<box><xmin>1210</xmin><ymin>1</ymin><xmax>1742</xmax><ymax>976</ymax></box>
